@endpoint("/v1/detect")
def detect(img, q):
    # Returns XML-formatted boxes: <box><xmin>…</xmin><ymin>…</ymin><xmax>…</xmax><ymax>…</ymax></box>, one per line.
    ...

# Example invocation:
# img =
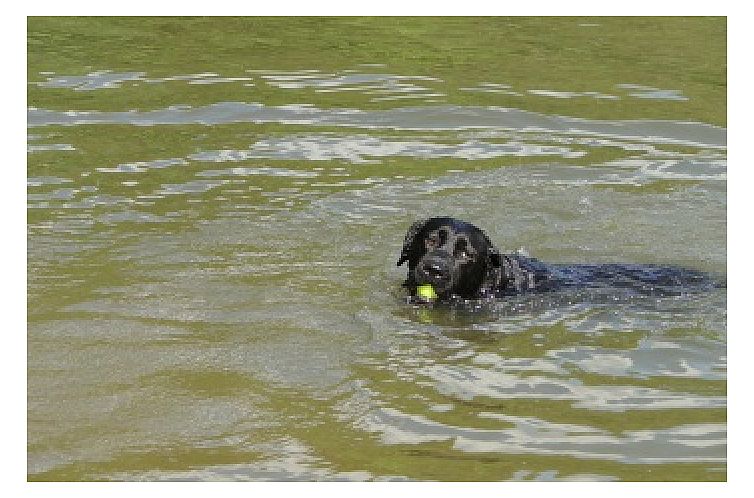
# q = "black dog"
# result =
<box><xmin>397</xmin><ymin>217</ymin><xmax>716</xmax><ymax>302</ymax></box>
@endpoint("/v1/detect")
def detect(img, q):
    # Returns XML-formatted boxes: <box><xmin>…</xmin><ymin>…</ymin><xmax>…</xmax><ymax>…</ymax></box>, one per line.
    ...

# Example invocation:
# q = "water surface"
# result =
<box><xmin>27</xmin><ymin>17</ymin><xmax>726</xmax><ymax>481</ymax></box>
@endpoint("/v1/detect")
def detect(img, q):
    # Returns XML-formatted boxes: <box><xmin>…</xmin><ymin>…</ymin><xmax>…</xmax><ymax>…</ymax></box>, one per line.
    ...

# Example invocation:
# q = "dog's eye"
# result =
<box><xmin>426</xmin><ymin>229</ymin><xmax>448</xmax><ymax>250</ymax></box>
<box><xmin>425</xmin><ymin>235</ymin><xmax>439</xmax><ymax>249</ymax></box>
<box><xmin>438</xmin><ymin>229</ymin><xmax>448</xmax><ymax>246</ymax></box>
<box><xmin>454</xmin><ymin>239</ymin><xmax>473</xmax><ymax>260</ymax></box>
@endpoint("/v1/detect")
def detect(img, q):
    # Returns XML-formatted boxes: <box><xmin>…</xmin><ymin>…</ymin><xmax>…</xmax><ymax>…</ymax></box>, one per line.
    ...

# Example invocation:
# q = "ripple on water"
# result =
<box><xmin>27</xmin><ymin>103</ymin><xmax>726</xmax><ymax>148</ymax></box>
<box><xmin>189</xmin><ymin>135</ymin><xmax>585</xmax><ymax>164</ymax></box>
<box><xmin>358</xmin><ymin>407</ymin><xmax>724</xmax><ymax>464</ymax></box>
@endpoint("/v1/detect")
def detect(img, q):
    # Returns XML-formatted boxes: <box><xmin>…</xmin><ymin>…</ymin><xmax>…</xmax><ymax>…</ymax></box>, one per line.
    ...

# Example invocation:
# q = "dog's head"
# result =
<box><xmin>397</xmin><ymin>217</ymin><xmax>503</xmax><ymax>299</ymax></box>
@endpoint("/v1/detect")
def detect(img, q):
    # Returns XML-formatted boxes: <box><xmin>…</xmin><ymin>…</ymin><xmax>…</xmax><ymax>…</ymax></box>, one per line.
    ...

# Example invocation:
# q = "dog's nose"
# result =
<box><xmin>416</xmin><ymin>255</ymin><xmax>451</xmax><ymax>284</ymax></box>
<box><xmin>423</xmin><ymin>261</ymin><xmax>445</xmax><ymax>278</ymax></box>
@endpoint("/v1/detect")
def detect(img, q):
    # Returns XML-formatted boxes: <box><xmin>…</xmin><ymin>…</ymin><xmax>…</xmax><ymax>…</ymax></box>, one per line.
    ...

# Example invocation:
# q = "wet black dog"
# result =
<box><xmin>397</xmin><ymin>217</ymin><xmax>716</xmax><ymax>302</ymax></box>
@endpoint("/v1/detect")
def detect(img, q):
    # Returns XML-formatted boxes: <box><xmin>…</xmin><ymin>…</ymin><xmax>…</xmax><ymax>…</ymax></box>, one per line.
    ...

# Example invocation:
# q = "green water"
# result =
<box><xmin>28</xmin><ymin>17</ymin><xmax>726</xmax><ymax>481</ymax></box>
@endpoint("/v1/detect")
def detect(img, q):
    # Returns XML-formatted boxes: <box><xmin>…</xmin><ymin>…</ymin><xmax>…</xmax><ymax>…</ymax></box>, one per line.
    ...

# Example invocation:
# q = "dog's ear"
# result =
<box><xmin>396</xmin><ymin>218</ymin><xmax>431</xmax><ymax>266</ymax></box>
<box><xmin>488</xmin><ymin>246</ymin><xmax>502</xmax><ymax>267</ymax></box>
<box><xmin>487</xmin><ymin>246</ymin><xmax>503</xmax><ymax>268</ymax></box>
<box><xmin>480</xmin><ymin>243</ymin><xmax>505</xmax><ymax>296</ymax></box>
<box><xmin>480</xmin><ymin>231</ymin><xmax>502</xmax><ymax>268</ymax></box>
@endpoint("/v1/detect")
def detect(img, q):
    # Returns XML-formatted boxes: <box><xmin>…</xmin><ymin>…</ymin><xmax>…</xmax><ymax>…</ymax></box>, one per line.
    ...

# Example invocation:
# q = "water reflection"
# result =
<box><xmin>258</xmin><ymin>70</ymin><xmax>444</xmax><ymax>102</ymax></box>
<box><xmin>32</xmin><ymin>69</ymin><xmax>690</xmax><ymax>103</ymax></box>
<box><xmin>190</xmin><ymin>135</ymin><xmax>584</xmax><ymax>164</ymax></box>
<box><xmin>26</xmin><ymin>102</ymin><xmax>727</xmax><ymax>148</ymax></box>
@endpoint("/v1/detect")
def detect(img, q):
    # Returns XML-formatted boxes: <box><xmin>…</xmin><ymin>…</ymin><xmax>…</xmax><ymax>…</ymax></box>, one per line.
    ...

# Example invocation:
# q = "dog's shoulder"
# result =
<box><xmin>497</xmin><ymin>253</ymin><xmax>557</xmax><ymax>294</ymax></box>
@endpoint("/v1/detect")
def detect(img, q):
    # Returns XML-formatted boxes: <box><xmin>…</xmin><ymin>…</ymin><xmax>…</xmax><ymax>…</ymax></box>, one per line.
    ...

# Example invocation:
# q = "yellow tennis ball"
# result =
<box><xmin>416</xmin><ymin>284</ymin><xmax>438</xmax><ymax>300</ymax></box>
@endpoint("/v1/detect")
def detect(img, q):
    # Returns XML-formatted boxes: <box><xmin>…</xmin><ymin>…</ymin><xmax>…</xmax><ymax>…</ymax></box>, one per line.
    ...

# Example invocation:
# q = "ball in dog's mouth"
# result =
<box><xmin>416</xmin><ymin>284</ymin><xmax>438</xmax><ymax>300</ymax></box>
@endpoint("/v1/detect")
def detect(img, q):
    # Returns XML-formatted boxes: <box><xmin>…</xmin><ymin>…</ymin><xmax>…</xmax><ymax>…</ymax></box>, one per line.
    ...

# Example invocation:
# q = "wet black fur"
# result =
<box><xmin>397</xmin><ymin>217</ymin><xmax>717</xmax><ymax>301</ymax></box>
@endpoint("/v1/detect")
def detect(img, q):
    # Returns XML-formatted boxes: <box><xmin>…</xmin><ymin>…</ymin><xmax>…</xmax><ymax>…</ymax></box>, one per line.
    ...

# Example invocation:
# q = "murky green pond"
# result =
<box><xmin>27</xmin><ymin>17</ymin><xmax>726</xmax><ymax>481</ymax></box>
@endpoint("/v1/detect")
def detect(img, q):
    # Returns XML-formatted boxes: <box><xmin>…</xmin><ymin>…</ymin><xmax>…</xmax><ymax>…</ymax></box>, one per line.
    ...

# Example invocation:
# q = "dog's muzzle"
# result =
<box><xmin>415</xmin><ymin>252</ymin><xmax>452</xmax><ymax>292</ymax></box>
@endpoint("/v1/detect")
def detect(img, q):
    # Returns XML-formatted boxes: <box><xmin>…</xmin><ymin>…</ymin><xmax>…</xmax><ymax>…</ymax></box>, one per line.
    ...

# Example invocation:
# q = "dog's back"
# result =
<box><xmin>504</xmin><ymin>254</ymin><xmax>722</xmax><ymax>297</ymax></box>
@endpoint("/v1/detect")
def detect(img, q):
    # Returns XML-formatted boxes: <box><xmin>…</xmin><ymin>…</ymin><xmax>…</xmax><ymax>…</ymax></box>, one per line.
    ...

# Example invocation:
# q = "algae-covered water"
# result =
<box><xmin>27</xmin><ymin>17</ymin><xmax>726</xmax><ymax>481</ymax></box>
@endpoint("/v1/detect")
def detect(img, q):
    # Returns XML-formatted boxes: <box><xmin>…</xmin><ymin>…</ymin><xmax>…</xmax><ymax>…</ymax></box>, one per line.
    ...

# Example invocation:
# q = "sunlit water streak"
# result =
<box><xmin>28</xmin><ymin>102</ymin><xmax>726</xmax><ymax>148</ymax></box>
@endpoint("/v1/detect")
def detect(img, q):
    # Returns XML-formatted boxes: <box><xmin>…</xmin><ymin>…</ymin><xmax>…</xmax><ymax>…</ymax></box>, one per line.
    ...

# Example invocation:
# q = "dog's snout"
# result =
<box><xmin>423</xmin><ymin>261</ymin><xmax>445</xmax><ymax>278</ymax></box>
<box><xmin>415</xmin><ymin>253</ymin><xmax>452</xmax><ymax>289</ymax></box>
